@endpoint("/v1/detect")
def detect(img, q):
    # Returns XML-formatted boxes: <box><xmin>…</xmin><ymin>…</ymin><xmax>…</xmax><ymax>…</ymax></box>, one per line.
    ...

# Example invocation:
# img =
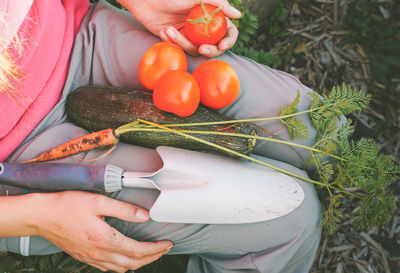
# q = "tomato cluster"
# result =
<box><xmin>137</xmin><ymin>4</ymin><xmax>238</xmax><ymax>117</ymax></box>
<box><xmin>138</xmin><ymin>41</ymin><xmax>239</xmax><ymax>117</ymax></box>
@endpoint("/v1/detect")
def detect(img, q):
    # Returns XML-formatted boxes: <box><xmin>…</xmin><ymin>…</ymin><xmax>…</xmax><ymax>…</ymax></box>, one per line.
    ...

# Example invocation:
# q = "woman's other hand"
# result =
<box><xmin>32</xmin><ymin>191</ymin><xmax>172</xmax><ymax>272</ymax></box>
<box><xmin>118</xmin><ymin>0</ymin><xmax>241</xmax><ymax>57</ymax></box>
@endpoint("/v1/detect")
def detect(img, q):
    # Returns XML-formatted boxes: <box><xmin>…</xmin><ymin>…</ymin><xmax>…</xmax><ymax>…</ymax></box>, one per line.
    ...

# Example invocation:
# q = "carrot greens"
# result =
<box><xmin>276</xmin><ymin>84</ymin><xmax>397</xmax><ymax>234</ymax></box>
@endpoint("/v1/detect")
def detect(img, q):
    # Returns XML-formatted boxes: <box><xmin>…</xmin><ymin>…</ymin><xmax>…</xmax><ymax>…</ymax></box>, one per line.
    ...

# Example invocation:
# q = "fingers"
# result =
<box><xmin>88</xmin><ymin>236</ymin><xmax>172</xmax><ymax>272</ymax></box>
<box><xmin>160</xmin><ymin>26</ymin><xmax>199</xmax><ymax>56</ymax></box>
<box><xmin>129</xmin><ymin>240</ymin><xmax>173</xmax><ymax>258</ymax></box>
<box><xmin>103</xmin><ymin>226</ymin><xmax>173</xmax><ymax>259</ymax></box>
<box><xmin>96</xmin><ymin>195</ymin><xmax>150</xmax><ymax>223</ymax></box>
<box><xmin>198</xmin><ymin>44</ymin><xmax>221</xmax><ymax>58</ymax></box>
<box><xmin>219</xmin><ymin>19</ymin><xmax>239</xmax><ymax>50</ymax></box>
<box><xmin>130</xmin><ymin>250</ymin><xmax>166</xmax><ymax>270</ymax></box>
<box><xmin>89</xmin><ymin>250</ymin><xmax>166</xmax><ymax>273</ymax></box>
<box><xmin>203</xmin><ymin>0</ymin><xmax>242</xmax><ymax>18</ymax></box>
<box><xmin>113</xmin><ymin>231</ymin><xmax>173</xmax><ymax>257</ymax></box>
<box><xmin>198</xmin><ymin>19</ymin><xmax>238</xmax><ymax>58</ymax></box>
<box><xmin>114</xmin><ymin>248</ymin><xmax>166</xmax><ymax>271</ymax></box>
<box><xmin>87</xmin><ymin>262</ymin><xmax>109</xmax><ymax>272</ymax></box>
<box><xmin>91</xmin><ymin>261</ymin><xmax>128</xmax><ymax>273</ymax></box>
<box><xmin>159</xmin><ymin>29</ymin><xmax>170</xmax><ymax>42</ymax></box>
<box><xmin>85</xmin><ymin>227</ymin><xmax>173</xmax><ymax>272</ymax></box>
<box><xmin>161</xmin><ymin>19</ymin><xmax>238</xmax><ymax>57</ymax></box>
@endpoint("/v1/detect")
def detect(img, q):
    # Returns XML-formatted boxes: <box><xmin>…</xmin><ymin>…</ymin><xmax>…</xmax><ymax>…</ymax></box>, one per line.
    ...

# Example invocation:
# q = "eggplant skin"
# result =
<box><xmin>66</xmin><ymin>85</ymin><xmax>257</xmax><ymax>155</ymax></box>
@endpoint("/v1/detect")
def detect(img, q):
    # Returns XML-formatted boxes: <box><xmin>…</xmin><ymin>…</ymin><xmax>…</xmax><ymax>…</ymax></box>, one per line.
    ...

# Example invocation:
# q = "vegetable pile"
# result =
<box><xmin>136</xmin><ymin>3</ymin><xmax>238</xmax><ymax>117</ymax></box>
<box><xmin>138</xmin><ymin>41</ymin><xmax>239</xmax><ymax>117</ymax></box>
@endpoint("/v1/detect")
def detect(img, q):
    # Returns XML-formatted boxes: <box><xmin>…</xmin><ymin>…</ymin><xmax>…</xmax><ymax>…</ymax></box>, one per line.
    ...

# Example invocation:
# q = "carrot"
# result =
<box><xmin>23</xmin><ymin>128</ymin><xmax>119</xmax><ymax>163</ymax></box>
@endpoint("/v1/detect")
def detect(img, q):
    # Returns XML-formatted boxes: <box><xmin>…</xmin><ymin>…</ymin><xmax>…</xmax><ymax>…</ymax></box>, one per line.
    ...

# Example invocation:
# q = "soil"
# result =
<box><xmin>248</xmin><ymin>0</ymin><xmax>400</xmax><ymax>272</ymax></box>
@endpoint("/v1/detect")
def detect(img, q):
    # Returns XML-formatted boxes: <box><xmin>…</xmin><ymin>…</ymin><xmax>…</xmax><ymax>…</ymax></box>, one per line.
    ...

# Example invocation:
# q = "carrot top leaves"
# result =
<box><xmin>278</xmin><ymin>84</ymin><xmax>397</xmax><ymax>234</ymax></box>
<box><xmin>278</xmin><ymin>90</ymin><xmax>310</xmax><ymax>140</ymax></box>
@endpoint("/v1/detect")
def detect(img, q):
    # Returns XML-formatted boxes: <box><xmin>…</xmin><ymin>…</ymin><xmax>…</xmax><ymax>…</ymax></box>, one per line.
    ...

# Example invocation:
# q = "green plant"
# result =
<box><xmin>230</xmin><ymin>8</ymin><xmax>283</xmax><ymax>67</ymax></box>
<box><xmin>228</xmin><ymin>0</ymin><xmax>244</xmax><ymax>10</ymax></box>
<box><xmin>346</xmin><ymin>0</ymin><xmax>400</xmax><ymax>83</ymax></box>
<box><xmin>268</xmin><ymin>0</ymin><xmax>287</xmax><ymax>37</ymax></box>
<box><xmin>0</xmin><ymin>252</ymin><xmax>101</xmax><ymax>273</ymax></box>
<box><xmin>0</xmin><ymin>252</ymin><xmax>187</xmax><ymax>273</ymax></box>
<box><xmin>229</xmin><ymin>0</ymin><xmax>294</xmax><ymax>68</ymax></box>
<box><xmin>280</xmin><ymin>85</ymin><xmax>397</xmax><ymax>234</ymax></box>
<box><xmin>232</xmin><ymin>7</ymin><xmax>259</xmax><ymax>46</ymax></box>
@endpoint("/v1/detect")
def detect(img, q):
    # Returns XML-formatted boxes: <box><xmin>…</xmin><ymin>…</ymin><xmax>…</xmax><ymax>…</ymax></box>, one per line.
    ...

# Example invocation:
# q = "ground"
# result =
<box><xmin>270</xmin><ymin>1</ymin><xmax>399</xmax><ymax>272</ymax></box>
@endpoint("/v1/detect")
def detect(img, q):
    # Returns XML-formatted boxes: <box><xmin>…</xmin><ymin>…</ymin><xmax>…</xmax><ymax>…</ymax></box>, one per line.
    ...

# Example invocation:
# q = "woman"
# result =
<box><xmin>0</xmin><ymin>0</ymin><xmax>322</xmax><ymax>272</ymax></box>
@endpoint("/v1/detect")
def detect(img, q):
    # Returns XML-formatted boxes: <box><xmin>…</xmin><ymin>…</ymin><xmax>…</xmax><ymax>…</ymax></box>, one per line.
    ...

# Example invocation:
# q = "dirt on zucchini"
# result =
<box><xmin>66</xmin><ymin>85</ymin><xmax>257</xmax><ymax>155</ymax></box>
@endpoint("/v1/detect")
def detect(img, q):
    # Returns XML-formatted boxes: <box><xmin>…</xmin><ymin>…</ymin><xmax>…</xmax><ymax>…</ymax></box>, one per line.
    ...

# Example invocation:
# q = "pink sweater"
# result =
<box><xmin>0</xmin><ymin>0</ymin><xmax>89</xmax><ymax>161</ymax></box>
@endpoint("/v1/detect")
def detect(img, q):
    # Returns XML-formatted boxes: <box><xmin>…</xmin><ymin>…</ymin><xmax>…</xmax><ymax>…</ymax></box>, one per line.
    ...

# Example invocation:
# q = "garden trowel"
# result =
<box><xmin>0</xmin><ymin>146</ymin><xmax>304</xmax><ymax>224</ymax></box>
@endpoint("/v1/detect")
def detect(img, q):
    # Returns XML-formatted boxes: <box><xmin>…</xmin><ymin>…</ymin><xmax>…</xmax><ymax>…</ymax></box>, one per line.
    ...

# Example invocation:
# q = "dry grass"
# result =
<box><xmin>263</xmin><ymin>0</ymin><xmax>400</xmax><ymax>272</ymax></box>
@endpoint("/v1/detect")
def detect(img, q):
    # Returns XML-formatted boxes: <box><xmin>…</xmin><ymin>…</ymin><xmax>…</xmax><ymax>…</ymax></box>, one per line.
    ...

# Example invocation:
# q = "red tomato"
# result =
<box><xmin>138</xmin><ymin>42</ymin><xmax>187</xmax><ymax>90</ymax></box>
<box><xmin>153</xmin><ymin>70</ymin><xmax>200</xmax><ymax>117</ymax></box>
<box><xmin>185</xmin><ymin>3</ymin><xmax>227</xmax><ymax>46</ymax></box>
<box><xmin>192</xmin><ymin>60</ymin><xmax>240</xmax><ymax>109</ymax></box>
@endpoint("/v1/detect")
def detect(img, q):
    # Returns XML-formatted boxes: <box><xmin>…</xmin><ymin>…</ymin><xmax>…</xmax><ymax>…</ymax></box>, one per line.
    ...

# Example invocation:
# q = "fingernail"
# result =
<box><xmin>166</xmin><ymin>28</ymin><xmax>177</xmax><ymax>39</ymax></box>
<box><xmin>136</xmin><ymin>209</ymin><xmax>149</xmax><ymax>221</ymax></box>
<box><xmin>229</xmin><ymin>6</ymin><xmax>242</xmax><ymax>17</ymax></box>
<box><xmin>200</xmin><ymin>48</ymin><xmax>210</xmax><ymax>55</ymax></box>
<box><xmin>159</xmin><ymin>30</ymin><xmax>168</xmax><ymax>41</ymax></box>
<box><xmin>164</xmin><ymin>245</ymin><xmax>173</xmax><ymax>254</ymax></box>
<box><xmin>219</xmin><ymin>42</ymin><xmax>227</xmax><ymax>50</ymax></box>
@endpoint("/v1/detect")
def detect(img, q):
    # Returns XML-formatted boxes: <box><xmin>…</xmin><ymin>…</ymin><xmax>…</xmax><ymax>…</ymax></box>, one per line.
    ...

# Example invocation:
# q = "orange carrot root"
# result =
<box><xmin>23</xmin><ymin>129</ymin><xmax>119</xmax><ymax>163</ymax></box>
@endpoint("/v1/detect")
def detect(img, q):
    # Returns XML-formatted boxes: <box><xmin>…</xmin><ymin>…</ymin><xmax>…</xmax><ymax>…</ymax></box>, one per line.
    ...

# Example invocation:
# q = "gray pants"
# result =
<box><xmin>0</xmin><ymin>1</ymin><xmax>322</xmax><ymax>272</ymax></box>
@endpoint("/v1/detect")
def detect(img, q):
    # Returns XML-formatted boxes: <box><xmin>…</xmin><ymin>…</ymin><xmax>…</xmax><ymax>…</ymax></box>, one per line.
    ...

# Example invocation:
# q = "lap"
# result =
<box><xmin>8</xmin><ymin>122</ymin><xmax>321</xmax><ymax>271</ymax></box>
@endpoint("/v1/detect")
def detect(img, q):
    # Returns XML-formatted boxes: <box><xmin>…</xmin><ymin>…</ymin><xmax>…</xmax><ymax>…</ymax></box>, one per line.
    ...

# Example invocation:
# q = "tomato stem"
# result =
<box><xmin>186</xmin><ymin>2</ymin><xmax>223</xmax><ymax>37</ymax></box>
<box><xmin>200</xmin><ymin>1</ymin><xmax>209</xmax><ymax>17</ymax></box>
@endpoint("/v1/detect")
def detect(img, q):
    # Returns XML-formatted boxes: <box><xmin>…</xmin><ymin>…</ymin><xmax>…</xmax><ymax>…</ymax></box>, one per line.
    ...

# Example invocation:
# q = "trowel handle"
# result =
<box><xmin>0</xmin><ymin>162</ymin><xmax>123</xmax><ymax>193</ymax></box>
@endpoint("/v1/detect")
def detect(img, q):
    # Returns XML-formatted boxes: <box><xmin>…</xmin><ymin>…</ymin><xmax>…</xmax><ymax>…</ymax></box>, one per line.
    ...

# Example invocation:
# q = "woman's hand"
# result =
<box><xmin>118</xmin><ymin>0</ymin><xmax>241</xmax><ymax>57</ymax></box>
<box><xmin>31</xmin><ymin>191</ymin><xmax>172</xmax><ymax>273</ymax></box>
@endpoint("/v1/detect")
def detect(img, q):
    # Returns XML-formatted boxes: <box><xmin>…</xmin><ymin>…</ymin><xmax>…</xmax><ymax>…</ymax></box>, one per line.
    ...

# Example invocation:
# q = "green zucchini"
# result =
<box><xmin>66</xmin><ymin>85</ymin><xmax>257</xmax><ymax>155</ymax></box>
